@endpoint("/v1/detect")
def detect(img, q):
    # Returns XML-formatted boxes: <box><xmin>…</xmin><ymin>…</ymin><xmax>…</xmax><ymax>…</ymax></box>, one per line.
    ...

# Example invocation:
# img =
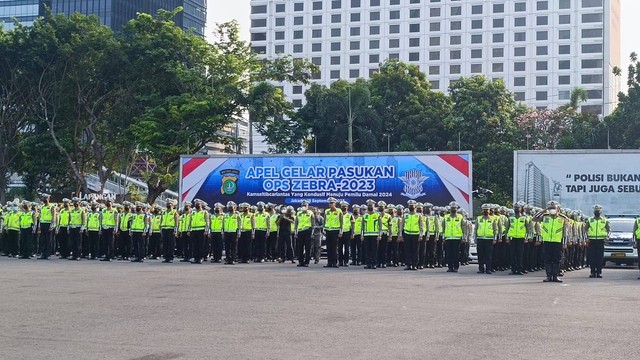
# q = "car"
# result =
<box><xmin>603</xmin><ymin>216</ymin><xmax>638</xmax><ymax>266</ymax></box>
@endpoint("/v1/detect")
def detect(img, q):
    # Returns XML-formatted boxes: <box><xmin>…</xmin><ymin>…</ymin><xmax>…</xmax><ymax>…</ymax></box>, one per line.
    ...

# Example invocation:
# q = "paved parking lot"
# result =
<box><xmin>1</xmin><ymin>257</ymin><xmax>639</xmax><ymax>360</ymax></box>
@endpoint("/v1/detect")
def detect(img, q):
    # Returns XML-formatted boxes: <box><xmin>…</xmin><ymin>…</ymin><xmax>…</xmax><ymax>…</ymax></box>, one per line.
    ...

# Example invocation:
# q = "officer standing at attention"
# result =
<box><xmin>189</xmin><ymin>199</ymin><xmax>209</xmax><ymax>264</ymax></box>
<box><xmin>400</xmin><ymin>200</ymin><xmax>423</xmax><ymax>271</ymax></box>
<box><xmin>86</xmin><ymin>201</ymin><xmax>102</xmax><ymax>260</ymax></box>
<box><xmin>223</xmin><ymin>201</ymin><xmax>241</xmax><ymax>265</ymax></box>
<box><xmin>238</xmin><ymin>203</ymin><xmax>254</xmax><ymax>263</ymax></box>
<box><xmin>56</xmin><ymin>199</ymin><xmax>71</xmax><ymax>259</ymax></box>
<box><xmin>100</xmin><ymin>199</ymin><xmax>118</xmax><ymax>262</ymax></box>
<box><xmin>68</xmin><ymin>198</ymin><xmax>86</xmax><ymax>261</ymax></box>
<box><xmin>294</xmin><ymin>201</ymin><xmax>313</xmax><ymax>267</ymax></box>
<box><xmin>311</xmin><ymin>206</ymin><xmax>324</xmax><ymax>265</ymax></box>
<box><xmin>476</xmin><ymin>203</ymin><xmax>498</xmax><ymax>274</ymax></box>
<box><xmin>19</xmin><ymin>202</ymin><xmax>37</xmax><ymax>259</ymax></box>
<box><xmin>129</xmin><ymin>203</ymin><xmax>148</xmax><ymax>262</ymax></box>
<box><xmin>361</xmin><ymin>199</ymin><xmax>382</xmax><ymax>269</ymax></box>
<box><xmin>534</xmin><ymin>201</ymin><xmax>569</xmax><ymax>283</ymax></box>
<box><xmin>37</xmin><ymin>194</ymin><xmax>57</xmax><ymax>260</ymax></box>
<box><xmin>253</xmin><ymin>202</ymin><xmax>269</xmax><ymax>263</ymax></box>
<box><xmin>443</xmin><ymin>202</ymin><xmax>465</xmax><ymax>273</ymax></box>
<box><xmin>160</xmin><ymin>200</ymin><xmax>178</xmax><ymax>263</ymax></box>
<box><xmin>339</xmin><ymin>201</ymin><xmax>353</xmax><ymax>267</ymax></box>
<box><xmin>324</xmin><ymin>197</ymin><xmax>343</xmax><ymax>268</ymax></box>
<box><xmin>178</xmin><ymin>202</ymin><xmax>192</xmax><ymax>262</ymax></box>
<box><xmin>585</xmin><ymin>205</ymin><xmax>609</xmax><ymax>278</ymax></box>
<box><xmin>506</xmin><ymin>201</ymin><xmax>530</xmax><ymax>275</ymax></box>
<box><xmin>209</xmin><ymin>203</ymin><xmax>224</xmax><ymax>263</ymax></box>
<box><xmin>266</xmin><ymin>203</ymin><xmax>279</xmax><ymax>262</ymax></box>
<box><xmin>424</xmin><ymin>203</ymin><xmax>438</xmax><ymax>269</ymax></box>
<box><xmin>350</xmin><ymin>205</ymin><xmax>362</xmax><ymax>266</ymax></box>
<box><xmin>377</xmin><ymin>202</ymin><xmax>392</xmax><ymax>268</ymax></box>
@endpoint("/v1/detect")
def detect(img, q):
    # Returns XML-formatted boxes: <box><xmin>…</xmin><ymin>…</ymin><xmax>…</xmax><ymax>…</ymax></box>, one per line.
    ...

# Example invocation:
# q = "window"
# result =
<box><xmin>451</xmin><ymin>6</ymin><xmax>462</xmax><ymax>16</ymax></box>
<box><xmin>582</xmin><ymin>59</ymin><xmax>603</xmax><ymax>69</ymax></box>
<box><xmin>410</xmin><ymin>9</ymin><xmax>421</xmax><ymax>18</ymax></box>
<box><xmin>312</xmin><ymin>43</ymin><xmax>322</xmax><ymax>52</ymax></box>
<box><xmin>559</xmin><ymin>29</ymin><xmax>571</xmax><ymax>39</ymax></box>
<box><xmin>330</xmin><ymin>70</ymin><xmax>340</xmax><ymax>79</ymax></box>
<box><xmin>332</xmin><ymin>0</ymin><xmax>342</xmax><ymax>9</ymax></box>
<box><xmin>582</xmin><ymin>43</ymin><xmax>603</xmax><ymax>53</ymax></box>
<box><xmin>293</xmin><ymin>44</ymin><xmax>303</xmax><ymax>53</ymax></box>
<box><xmin>558</xmin><ymin>75</ymin><xmax>570</xmax><ymax>84</ymax></box>
<box><xmin>472</xmin><ymin>19</ymin><xmax>483</xmax><ymax>29</ymax></box>
<box><xmin>559</xmin><ymin>0</ymin><xmax>570</xmax><ymax>9</ymax></box>
<box><xmin>275</xmin><ymin>31</ymin><xmax>285</xmax><ymax>40</ymax></box>
<box><xmin>292</xmin><ymin>86</ymin><xmax>303</xmax><ymax>95</ymax></box>
<box><xmin>536</xmin><ymin>61</ymin><xmax>548</xmax><ymax>71</ymax></box>
<box><xmin>493</xmin><ymin>3</ymin><xmax>504</xmax><ymax>13</ymax></box>
<box><xmin>252</xmin><ymin>19</ymin><xmax>267</xmax><ymax>27</ymax></box>
<box><xmin>274</xmin><ymin>45</ymin><xmax>284</xmax><ymax>53</ymax></box>
<box><xmin>294</xmin><ymin>2</ymin><xmax>304</xmax><ymax>11</ymax></box>
<box><xmin>275</xmin><ymin>18</ymin><xmax>285</xmax><ymax>26</ymax></box>
<box><xmin>582</xmin><ymin>0</ymin><xmax>603</xmax><ymax>7</ymax></box>
<box><xmin>493</xmin><ymin>19</ymin><xmax>504</xmax><ymax>28</ymax></box>
<box><xmin>533</xmin><ymin>46</ymin><xmax>547</xmax><ymax>56</ymax></box>
<box><xmin>370</xmin><ymin>11</ymin><xmax>380</xmax><ymax>20</ymax></box>
<box><xmin>559</xmin><ymin>15</ymin><xmax>570</xmax><ymax>24</ymax></box>
<box><xmin>582</xmin><ymin>28</ymin><xmax>603</xmax><ymax>38</ymax></box>
<box><xmin>311</xmin><ymin>57</ymin><xmax>321</xmax><ymax>65</ymax></box>
<box><xmin>390</xmin><ymin>10</ymin><xmax>400</xmax><ymax>19</ymax></box>
<box><xmin>492</xmin><ymin>63</ymin><xmax>504</xmax><ymax>72</ymax></box>
<box><xmin>370</xmin><ymin>0</ymin><xmax>380</xmax><ymax>5</ymax></box>
<box><xmin>492</xmin><ymin>48</ymin><xmax>504</xmax><ymax>58</ymax></box>
<box><xmin>493</xmin><ymin>33</ymin><xmax>504</xmax><ymax>43</ymax></box>
<box><xmin>514</xmin><ymin>47</ymin><xmax>526</xmax><ymax>56</ymax></box>
<box><xmin>389</xmin><ymin>39</ymin><xmax>400</xmax><ymax>48</ymax></box>
<box><xmin>292</xmin><ymin>99</ymin><xmax>302</xmax><ymax>108</ymax></box>
<box><xmin>350</xmin><ymin>69</ymin><xmax>359</xmax><ymax>79</ymax></box>
<box><xmin>450</xmin><ymin>64</ymin><xmax>461</xmax><ymax>74</ymax></box>
<box><xmin>450</xmin><ymin>35</ymin><xmax>461</xmax><ymax>45</ymax></box>
<box><xmin>369</xmin><ymin>68</ymin><xmax>379</xmax><ymax>77</ymax></box>
<box><xmin>537</xmin><ymin>16</ymin><xmax>548</xmax><ymax>26</ymax></box>
<box><xmin>582</xmin><ymin>105</ymin><xmax>603</xmax><ymax>114</ymax></box>
<box><xmin>251</xmin><ymin>5</ymin><xmax>267</xmax><ymax>14</ymax></box>
<box><xmin>409</xmin><ymin>38</ymin><xmax>420</xmax><ymax>47</ymax></box>
<box><xmin>370</xmin><ymin>26</ymin><xmax>380</xmax><ymax>35</ymax></box>
<box><xmin>430</xmin><ymin>37</ymin><xmax>441</xmax><ymax>46</ymax></box>
<box><xmin>409</xmin><ymin>52</ymin><xmax>420</xmax><ymax>61</ymax></box>
<box><xmin>351</xmin><ymin>13</ymin><xmax>361</xmax><ymax>22</ymax></box>
<box><xmin>537</xmin><ymin>1</ymin><xmax>548</xmax><ymax>11</ymax></box>
<box><xmin>429</xmin><ymin>51</ymin><xmax>440</xmax><ymax>60</ymax></box>
<box><xmin>390</xmin><ymin>0</ymin><xmax>400</xmax><ymax>4</ymax></box>
<box><xmin>514</xmin><ymin>17</ymin><xmax>526</xmax><ymax>27</ymax></box>
<box><xmin>514</xmin><ymin>77</ymin><xmax>526</xmax><ymax>86</ymax></box>
<box><xmin>350</xmin><ymin>55</ymin><xmax>360</xmax><ymax>64</ymax></box>
<box><xmin>251</xmin><ymin>32</ymin><xmax>267</xmax><ymax>41</ymax></box>
<box><xmin>450</xmin><ymin>50</ymin><xmax>461</xmax><ymax>59</ymax></box>
<box><xmin>558</xmin><ymin>91</ymin><xmax>570</xmax><ymax>100</ymax></box>
<box><xmin>313</xmin><ymin>1</ymin><xmax>323</xmax><ymax>10</ymax></box>
<box><xmin>471</xmin><ymin>64</ymin><xmax>482</xmax><ymax>73</ymax></box>
<box><xmin>558</xmin><ymin>45</ymin><xmax>570</xmax><ymax>55</ymax></box>
<box><xmin>536</xmin><ymin>31</ymin><xmax>548</xmax><ymax>41</ymax></box>
<box><xmin>471</xmin><ymin>49</ymin><xmax>482</xmax><ymax>58</ymax></box>
<box><xmin>582</xmin><ymin>74</ymin><xmax>603</xmax><ymax>84</ymax></box>
<box><xmin>293</xmin><ymin>30</ymin><xmax>303</xmax><ymax>39</ymax></box>
<box><xmin>294</xmin><ymin>16</ymin><xmax>303</xmax><ymax>25</ymax></box>
<box><xmin>472</xmin><ymin>5</ymin><xmax>483</xmax><ymax>14</ymax></box>
<box><xmin>536</xmin><ymin>76</ymin><xmax>548</xmax><ymax>86</ymax></box>
<box><xmin>351</xmin><ymin>0</ymin><xmax>361</xmax><ymax>7</ymax></box>
<box><xmin>350</xmin><ymin>27</ymin><xmax>361</xmax><ymax>36</ymax></box>
<box><xmin>430</xmin><ymin>8</ymin><xmax>441</xmax><ymax>17</ymax></box>
<box><xmin>313</xmin><ymin>15</ymin><xmax>322</xmax><ymax>24</ymax></box>
<box><xmin>450</xmin><ymin>21</ymin><xmax>462</xmax><ymax>30</ymax></box>
<box><xmin>587</xmin><ymin>90</ymin><xmax>603</xmax><ymax>99</ymax></box>
<box><xmin>369</xmin><ymin>54</ymin><xmax>379</xmax><ymax>63</ymax></box>
<box><xmin>389</xmin><ymin>24</ymin><xmax>400</xmax><ymax>34</ymax></box>
<box><xmin>582</xmin><ymin>13</ymin><xmax>603</xmax><ymax>23</ymax></box>
<box><xmin>536</xmin><ymin>92</ymin><xmax>548</xmax><ymax>101</ymax></box>
<box><xmin>514</xmin><ymin>32</ymin><xmax>526</xmax><ymax>42</ymax></box>
<box><xmin>410</xmin><ymin>0</ymin><xmax>420</xmax><ymax>3</ymax></box>
<box><xmin>389</xmin><ymin>53</ymin><xmax>400</xmax><ymax>60</ymax></box>
<box><xmin>370</xmin><ymin>40</ymin><xmax>380</xmax><ymax>49</ymax></box>
<box><xmin>514</xmin><ymin>62</ymin><xmax>526</xmax><ymax>71</ymax></box>
<box><xmin>409</xmin><ymin>24</ymin><xmax>420</xmax><ymax>33</ymax></box>
<box><xmin>559</xmin><ymin>60</ymin><xmax>571</xmax><ymax>69</ymax></box>
<box><xmin>430</xmin><ymin>80</ymin><xmax>440</xmax><ymax>90</ymax></box>
<box><xmin>426</xmin><ymin>65</ymin><xmax>438</xmax><ymax>75</ymax></box>
<box><xmin>331</xmin><ymin>14</ymin><xmax>341</xmax><ymax>23</ymax></box>
<box><xmin>275</xmin><ymin>4</ymin><xmax>285</xmax><ymax>12</ymax></box>
<box><xmin>350</xmin><ymin>41</ymin><xmax>360</xmax><ymax>50</ymax></box>
<box><xmin>312</xmin><ymin>29</ymin><xmax>322</xmax><ymax>38</ymax></box>
<box><xmin>331</xmin><ymin>42</ymin><xmax>341</xmax><ymax>51</ymax></box>
<box><xmin>514</xmin><ymin>92</ymin><xmax>525</xmax><ymax>101</ymax></box>
<box><xmin>312</xmin><ymin>71</ymin><xmax>321</xmax><ymax>80</ymax></box>
<box><xmin>430</xmin><ymin>22</ymin><xmax>441</xmax><ymax>31</ymax></box>
<box><xmin>515</xmin><ymin>2</ymin><xmax>526</xmax><ymax>11</ymax></box>
<box><xmin>471</xmin><ymin>34</ymin><xmax>482</xmax><ymax>44</ymax></box>
<box><xmin>331</xmin><ymin>28</ymin><xmax>341</xmax><ymax>37</ymax></box>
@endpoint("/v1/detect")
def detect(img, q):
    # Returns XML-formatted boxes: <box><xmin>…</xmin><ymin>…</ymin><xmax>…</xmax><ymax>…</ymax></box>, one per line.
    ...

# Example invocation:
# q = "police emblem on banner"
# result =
<box><xmin>399</xmin><ymin>169</ymin><xmax>428</xmax><ymax>199</ymax></box>
<box><xmin>220</xmin><ymin>169</ymin><xmax>240</xmax><ymax>195</ymax></box>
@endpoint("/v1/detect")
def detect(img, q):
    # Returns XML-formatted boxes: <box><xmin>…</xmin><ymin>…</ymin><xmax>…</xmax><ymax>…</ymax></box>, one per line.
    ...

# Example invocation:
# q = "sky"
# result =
<box><xmin>207</xmin><ymin>0</ymin><xmax>639</xmax><ymax>91</ymax></box>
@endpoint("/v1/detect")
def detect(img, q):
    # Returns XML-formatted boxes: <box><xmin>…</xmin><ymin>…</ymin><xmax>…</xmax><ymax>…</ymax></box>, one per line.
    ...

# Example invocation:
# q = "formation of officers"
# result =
<box><xmin>0</xmin><ymin>194</ymin><xmax>636</xmax><ymax>281</ymax></box>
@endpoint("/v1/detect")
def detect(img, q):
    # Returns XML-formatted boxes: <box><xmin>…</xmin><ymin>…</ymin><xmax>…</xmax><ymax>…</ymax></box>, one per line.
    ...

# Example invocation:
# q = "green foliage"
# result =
<box><xmin>605</xmin><ymin>52</ymin><xmax>640</xmax><ymax>148</ymax></box>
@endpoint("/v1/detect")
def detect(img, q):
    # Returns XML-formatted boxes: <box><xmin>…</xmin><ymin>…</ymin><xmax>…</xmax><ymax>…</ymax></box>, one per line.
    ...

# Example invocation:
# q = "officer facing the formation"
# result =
<box><xmin>443</xmin><ymin>202</ymin><xmax>465</xmax><ymax>273</ymax></box>
<box><xmin>476</xmin><ymin>204</ymin><xmax>497</xmax><ymax>274</ymax></box>
<box><xmin>585</xmin><ymin>205</ymin><xmax>609</xmax><ymax>278</ymax></box>
<box><xmin>535</xmin><ymin>201</ymin><xmax>569</xmax><ymax>283</ymax></box>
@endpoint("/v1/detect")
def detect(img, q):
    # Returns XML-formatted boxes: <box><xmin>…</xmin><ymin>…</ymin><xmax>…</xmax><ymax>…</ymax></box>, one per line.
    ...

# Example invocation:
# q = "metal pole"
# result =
<box><xmin>387</xmin><ymin>134</ymin><xmax>390</xmax><ymax>152</ymax></box>
<box><xmin>458</xmin><ymin>133</ymin><xmax>461</xmax><ymax>151</ymax></box>
<box><xmin>347</xmin><ymin>87</ymin><xmax>353</xmax><ymax>153</ymax></box>
<box><xmin>607</xmin><ymin>128</ymin><xmax>610</xmax><ymax>149</ymax></box>
<box><xmin>314</xmin><ymin>136</ymin><xmax>317</xmax><ymax>153</ymax></box>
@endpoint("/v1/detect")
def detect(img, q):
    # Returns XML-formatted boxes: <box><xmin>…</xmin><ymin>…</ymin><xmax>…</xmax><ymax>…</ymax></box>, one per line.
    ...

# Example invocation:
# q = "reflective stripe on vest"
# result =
<box><xmin>131</xmin><ymin>214</ymin><xmax>146</xmax><ymax>232</ymax></box>
<box><xmin>255</xmin><ymin>213</ymin><xmax>268</xmax><ymax>230</ymax></box>
<box><xmin>508</xmin><ymin>216</ymin><xmax>527</xmax><ymax>238</ymax></box>
<box><xmin>403</xmin><ymin>213</ymin><xmax>420</xmax><ymax>235</ymax></box>
<box><xmin>40</xmin><ymin>205</ymin><xmax>54</xmax><ymax>223</ymax></box>
<box><xmin>224</xmin><ymin>213</ymin><xmax>239</xmax><ymax>232</ymax></box>
<box><xmin>191</xmin><ymin>211</ymin><xmax>207</xmax><ymax>230</ymax></box>
<box><xmin>476</xmin><ymin>216</ymin><xmax>494</xmax><ymax>238</ymax></box>
<box><xmin>362</xmin><ymin>213</ymin><xmax>380</xmax><ymax>236</ymax></box>
<box><xmin>325</xmin><ymin>209</ymin><xmax>342</xmax><ymax>230</ymax></box>
<box><xmin>87</xmin><ymin>213</ymin><xmax>100</xmax><ymax>231</ymax></box>
<box><xmin>161</xmin><ymin>210</ymin><xmax>177</xmax><ymax>229</ymax></box>
<box><xmin>102</xmin><ymin>210</ymin><xmax>116</xmax><ymax>227</ymax></box>
<box><xmin>587</xmin><ymin>217</ymin><xmax>607</xmax><ymax>239</ymax></box>
<box><xmin>211</xmin><ymin>215</ymin><xmax>224</xmax><ymax>232</ymax></box>
<box><xmin>444</xmin><ymin>214</ymin><xmax>463</xmax><ymax>239</ymax></box>
<box><xmin>541</xmin><ymin>216</ymin><xmax>565</xmax><ymax>243</ymax></box>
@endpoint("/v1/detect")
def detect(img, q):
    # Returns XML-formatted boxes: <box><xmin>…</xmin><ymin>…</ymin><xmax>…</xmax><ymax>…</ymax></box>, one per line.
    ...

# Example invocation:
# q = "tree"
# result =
<box><xmin>606</xmin><ymin>52</ymin><xmax>640</xmax><ymax>148</ymax></box>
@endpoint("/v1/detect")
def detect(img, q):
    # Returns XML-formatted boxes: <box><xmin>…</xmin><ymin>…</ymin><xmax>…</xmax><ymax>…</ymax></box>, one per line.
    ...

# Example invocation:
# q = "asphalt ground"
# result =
<box><xmin>1</xmin><ymin>256</ymin><xmax>639</xmax><ymax>360</ymax></box>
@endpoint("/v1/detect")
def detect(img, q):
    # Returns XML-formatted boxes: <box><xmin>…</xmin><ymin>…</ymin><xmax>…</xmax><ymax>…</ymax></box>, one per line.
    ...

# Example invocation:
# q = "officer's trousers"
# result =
<box><xmin>377</xmin><ymin>233</ymin><xmax>388</xmax><ymax>266</ymax></box>
<box><xmin>148</xmin><ymin>233</ymin><xmax>161</xmax><ymax>258</ymax></box>
<box><xmin>6</xmin><ymin>229</ymin><xmax>19</xmax><ymax>256</ymax></box>
<box><xmin>435</xmin><ymin>236</ymin><xmax>444</xmax><ymax>266</ymax></box>
<box><xmin>543</xmin><ymin>242</ymin><xmax>562</xmax><ymax>277</ymax></box>
<box><xmin>325</xmin><ymin>230</ymin><xmax>339</xmax><ymax>266</ymax></box>
<box><xmin>58</xmin><ymin>228</ymin><xmax>69</xmax><ymax>258</ymax></box>
<box><xmin>350</xmin><ymin>235</ymin><xmax>361</xmax><ymax>264</ymax></box>
<box><xmin>266</xmin><ymin>232</ymin><xmax>277</xmax><ymax>260</ymax></box>
<box><xmin>363</xmin><ymin>235</ymin><xmax>378</xmax><ymax>267</ymax></box>
<box><xmin>296</xmin><ymin>229</ymin><xmax>312</xmax><ymax>265</ymax></box>
<box><xmin>102</xmin><ymin>228</ymin><xmax>115</xmax><ymax>260</ymax></box>
<box><xmin>131</xmin><ymin>231</ymin><xmax>145</xmax><ymax>260</ymax></box>
<box><xmin>238</xmin><ymin>231</ymin><xmax>252</xmax><ymax>262</ymax></box>
<box><xmin>191</xmin><ymin>230</ymin><xmax>205</xmax><ymax>262</ymax></box>
<box><xmin>403</xmin><ymin>233</ymin><xmax>418</xmax><ymax>267</ymax></box>
<box><xmin>426</xmin><ymin>235</ymin><xmax>436</xmax><ymax>266</ymax></box>
<box><xmin>20</xmin><ymin>228</ymin><xmax>33</xmax><ymax>258</ymax></box>
<box><xmin>339</xmin><ymin>231</ymin><xmax>351</xmax><ymax>265</ymax></box>
<box><xmin>312</xmin><ymin>232</ymin><xmax>322</xmax><ymax>261</ymax></box>
<box><xmin>587</xmin><ymin>239</ymin><xmax>604</xmax><ymax>275</ymax></box>
<box><xmin>510</xmin><ymin>238</ymin><xmax>525</xmax><ymax>273</ymax></box>
<box><xmin>387</xmin><ymin>236</ymin><xmax>399</xmax><ymax>265</ymax></box>
<box><xmin>180</xmin><ymin>232</ymin><xmax>190</xmax><ymax>260</ymax></box>
<box><xmin>210</xmin><ymin>232</ymin><xmax>223</xmax><ymax>262</ymax></box>
<box><xmin>39</xmin><ymin>223</ymin><xmax>53</xmax><ymax>258</ymax></box>
<box><xmin>69</xmin><ymin>227</ymin><xmax>82</xmax><ymax>259</ymax></box>
<box><xmin>117</xmin><ymin>231</ymin><xmax>130</xmax><ymax>258</ymax></box>
<box><xmin>224</xmin><ymin>232</ymin><xmax>238</xmax><ymax>263</ymax></box>
<box><xmin>477</xmin><ymin>238</ymin><xmax>493</xmax><ymax>272</ymax></box>
<box><xmin>277</xmin><ymin>231</ymin><xmax>293</xmax><ymax>261</ymax></box>
<box><xmin>417</xmin><ymin>237</ymin><xmax>427</xmax><ymax>267</ymax></box>
<box><xmin>87</xmin><ymin>230</ymin><xmax>100</xmax><ymax>259</ymax></box>
<box><xmin>254</xmin><ymin>230</ymin><xmax>267</xmax><ymax>261</ymax></box>
<box><xmin>445</xmin><ymin>239</ymin><xmax>461</xmax><ymax>271</ymax></box>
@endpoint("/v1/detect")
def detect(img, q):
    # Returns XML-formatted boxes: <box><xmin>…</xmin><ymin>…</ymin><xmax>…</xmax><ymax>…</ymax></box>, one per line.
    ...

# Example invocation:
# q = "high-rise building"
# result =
<box><xmin>249</xmin><ymin>0</ymin><xmax>621</xmax><ymax>116</ymax></box>
<box><xmin>1</xmin><ymin>0</ymin><xmax>205</xmax><ymax>36</ymax></box>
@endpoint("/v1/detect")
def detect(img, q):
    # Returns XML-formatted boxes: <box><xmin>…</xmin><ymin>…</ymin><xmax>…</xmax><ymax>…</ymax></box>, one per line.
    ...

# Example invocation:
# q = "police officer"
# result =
<box><xmin>266</xmin><ymin>203</ymin><xmax>279</xmax><ymax>262</ymax></box>
<box><xmin>189</xmin><ymin>199</ymin><xmax>209</xmax><ymax>264</ymax></box>
<box><xmin>311</xmin><ymin>206</ymin><xmax>324</xmax><ymax>265</ymax></box>
<box><xmin>339</xmin><ymin>201</ymin><xmax>353</xmax><ymax>267</ymax></box>
<box><xmin>19</xmin><ymin>201</ymin><xmax>36</xmax><ymax>259</ymax></box>
<box><xmin>585</xmin><ymin>205</ymin><xmax>609</xmax><ymax>278</ymax></box>
<box><xmin>362</xmin><ymin>199</ymin><xmax>382</xmax><ymax>269</ymax></box>
<box><xmin>277</xmin><ymin>206</ymin><xmax>295</xmax><ymax>264</ymax></box>
<box><xmin>294</xmin><ymin>202</ymin><xmax>313</xmax><ymax>267</ymax></box>
<box><xmin>350</xmin><ymin>205</ymin><xmax>362</xmax><ymax>266</ymax></box>
<box><xmin>209</xmin><ymin>203</ymin><xmax>224</xmax><ymax>263</ymax></box>
<box><xmin>129</xmin><ymin>203</ymin><xmax>148</xmax><ymax>262</ymax></box>
<box><xmin>324</xmin><ymin>197</ymin><xmax>343</xmax><ymax>268</ymax></box>
<box><xmin>507</xmin><ymin>201</ymin><xmax>530</xmax><ymax>275</ymax></box>
<box><xmin>223</xmin><ymin>201</ymin><xmax>240</xmax><ymax>264</ymax></box>
<box><xmin>443</xmin><ymin>202</ymin><xmax>465</xmax><ymax>273</ymax></box>
<box><xmin>57</xmin><ymin>199</ymin><xmax>71</xmax><ymax>259</ymax></box>
<box><xmin>378</xmin><ymin>201</ymin><xmax>391</xmax><ymax>268</ymax></box>
<box><xmin>400</xmin><ymin>200</ymin><xmax>422</xmax><ymax>271</ymax></box>
<box><xmin>100</xmin><ymin>199</ymin><xmax>118</xmax><ymax>262</ymax></box>
<box><xmin>424</xmin><ymin>203</ymin><xmax>438</xmax><ymax>269</ymax></box>
<box><xmin>253</xmin><ymin>202</ymin><xmax>269</xmax><ymax>262</ymax></box>
<box><xmin>535</xmin><ymin>201</ymin><xmax>568</xmax><ymax>283</ymax></box>
<box><xmin>117</xmin><ymin>201</ymin><xmax>132</xmax><ymax>260</ymax></box>
<box><xmin>37</xmin><ymin>194</ymin><xmax>56</xmax><ymax>260</ymax></box>
<box><xmin>237</xmin><ymin>203</ymin><xmax>254</xmax><ymax>263</ymax></box>
<box><xmin>68</xmin><ymin>198</ymin><xmax>86</xmax><ymax>261</ymax></box>
<box><xmin>476</xmin><ymin>203</ymin><xmax>498</xmax><ymax>274</ymax></box>
<box><xmin>86</xmin><ymin>201</ymin><xmax>102</xmax><ymax>260</ymax></box>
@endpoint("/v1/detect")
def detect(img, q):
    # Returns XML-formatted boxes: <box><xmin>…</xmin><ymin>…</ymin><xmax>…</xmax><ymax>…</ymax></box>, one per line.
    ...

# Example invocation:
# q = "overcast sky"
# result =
<box><xmin>207</xmin><ymin>0</ymin><xmax>638</xmax><ymax>91</ymax></box>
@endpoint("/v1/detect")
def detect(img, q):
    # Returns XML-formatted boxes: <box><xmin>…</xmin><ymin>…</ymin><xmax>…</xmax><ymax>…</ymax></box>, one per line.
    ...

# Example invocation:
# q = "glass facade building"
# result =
<box><xmin>0</xmin><ymin>0</ymin><xmax>49</xmax><ymax>29</ymax></box>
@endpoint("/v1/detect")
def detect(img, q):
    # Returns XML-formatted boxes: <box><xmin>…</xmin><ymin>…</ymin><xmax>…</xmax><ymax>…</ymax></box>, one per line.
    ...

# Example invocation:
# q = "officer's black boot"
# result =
<box><xmin>543</xmin><ymin>264</ymin><xmax>552</xmax><ymax>282</ymax></box>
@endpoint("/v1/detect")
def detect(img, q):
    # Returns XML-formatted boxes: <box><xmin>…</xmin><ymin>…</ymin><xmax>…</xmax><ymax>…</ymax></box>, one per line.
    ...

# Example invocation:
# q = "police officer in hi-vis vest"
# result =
<box><xmin>535</xmin><ymin>201</ymin><xmax>569</xmax><ymax>283</ymax></box>
<box><xmin>585</xmin><ymin>204</ymin><xmax>609</xmax><ymax>278</ymax></box>
<box><xmin>160</xmin><ymin>200</ymin><xmax>178</xmax><ymax>263</ymax></box>
<box><xmin>324</xmin><ymin>197</ymin><xmax>343</xmax><ymax>268</ymax></box>
<box><xmin>339</xmin><ymin>201</ymin><xmax>353</xmax><ymax>267</ymax></box>
<box><xmin>37</xmin><ymin>194</ymin><xmax>57</xmax><ymax>260</ymax></box>
<box><xmin>400</xmin><ymin>200</ymin><xmax>423</xmax><ymax>271</ymax></box>
<box><xmin>294</xmin><ymin>201</ymin><xmax>313</xmax><ymax>267</ymax></box>
<box><xmin>86</xmin><ymin>201</ymin><xmax>102</xmax><ymax>260</ymax></box>
<box><xmin>100</xmin><ymin>199</ymin><xmax>118</xmax><ymax>262</ymax></box>
<box><xmin>506</xmin><ymin>201</ymin><xmax>530</xmax><ymax>275</ymax></box>
<box><xmin>68</xmin><ymin>197</ymin><xmax>86</xmax><ymax>261</ymax></box>
<box><xmin>443</xmin><ymin>202</ymin><xmax>465</xmax><ymax>273</ymax></box>
<box><xmin>476</xmin><ymin>203</ymin><xmax>498</xmax><ymax>274</ymax></box>
<box><xmin>361</xmin><ymin>199</ymin><xmax>382</xmax><ymax>269</ymax></box>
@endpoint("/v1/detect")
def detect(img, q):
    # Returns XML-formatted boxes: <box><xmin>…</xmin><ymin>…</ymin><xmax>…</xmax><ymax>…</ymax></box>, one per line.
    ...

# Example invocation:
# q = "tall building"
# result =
<box><xmin>521</xmin><ymin>161</ymin><xmax>551</xmax><ymax>208</ymax></box>
<box><xmin>1</xmin><ymin>0</ymin><xmax>206</xmax><ymax>36</ymax></box>
<box><xmin>249</xmin><ymin>0</ymin><xmax>621</xmax><ymax>116</ymax></box>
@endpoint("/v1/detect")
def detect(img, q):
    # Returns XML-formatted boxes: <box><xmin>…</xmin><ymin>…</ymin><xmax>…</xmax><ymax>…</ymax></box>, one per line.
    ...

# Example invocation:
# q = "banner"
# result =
<box><xmin>513</xmin><ymin>150</ymin><xmax>640</xmax><ymax>214</ymax></box>
<box><xmin>180</xmin><ymin>152</ymin><xmax>472</xmax><ymax>212</ymax></box>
